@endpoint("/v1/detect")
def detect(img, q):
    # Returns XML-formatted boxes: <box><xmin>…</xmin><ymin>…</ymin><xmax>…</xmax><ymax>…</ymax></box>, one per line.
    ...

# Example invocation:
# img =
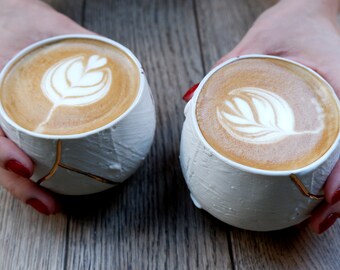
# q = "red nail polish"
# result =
<box><xmin>5</xmin><ymin>160</ymin><xmax>31</xmax><ymax>178</ymax></box>
<box><xmin>183</xmin><ymin>83</ymin><xmax>199</xmax><ymax>102</ymax></box>
<box><xmin>318</xmin><ymin>213</ymin><xmax>339</xmax><ymax>234</ymax></box>
<box><xmin>26</xmin><ymin>198</ymin><xmax>50</xmax><ymax>216</ymax></box>
<box><xmin>331</xmin><ymin>189</ymin><xmax>340</xmax><ymax>205</ymax></box>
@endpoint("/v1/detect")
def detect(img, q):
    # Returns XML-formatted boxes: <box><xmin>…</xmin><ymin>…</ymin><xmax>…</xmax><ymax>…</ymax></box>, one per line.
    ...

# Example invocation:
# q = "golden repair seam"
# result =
<box><xmin>290</xmin><ymin>174</ymin><xmax>324</xmax><ymax>200</ymax></box>
<box><xmin>58</xmin><ymin>163</ymin><xmax>119</xmax><ymax>185</ymax></box>
<box><xmin>37</xmin><ymin>140</ymin><xmax>119</xmax><ymax>186</ymax></box>
<box><xmin>36</xmin><ymin>140</ymin><xmax>62</xmax><ymax>185</ymax></box>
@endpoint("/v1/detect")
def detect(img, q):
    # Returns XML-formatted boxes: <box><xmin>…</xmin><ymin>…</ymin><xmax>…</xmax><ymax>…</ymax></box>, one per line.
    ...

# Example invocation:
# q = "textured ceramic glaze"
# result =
<box><xmin>180</xmin><ymin>55</ymin><xmax>340</xmax><ymax>231</ymax></box>
<box><xmin>0</xmin><ymin>35</ymin><xmax>156</xmax><ymax>195</ymax></box>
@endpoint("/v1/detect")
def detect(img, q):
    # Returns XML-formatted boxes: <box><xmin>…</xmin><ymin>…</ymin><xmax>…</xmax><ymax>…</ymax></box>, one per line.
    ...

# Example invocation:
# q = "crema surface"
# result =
<box><xmin>196</xmin><ymin>58</ymin><xmax>339</xmax><ymax>170</ymax></box>
<box><xmin>0</xmin><ymin>38</ymin><xmax>140</xmax><ymax>135</ymax></box>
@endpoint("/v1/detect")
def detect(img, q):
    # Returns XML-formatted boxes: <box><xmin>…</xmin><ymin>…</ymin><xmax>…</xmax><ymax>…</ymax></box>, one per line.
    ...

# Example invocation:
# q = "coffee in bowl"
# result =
<box><xmin>0</xmin><ymin>35</ymin><xmax>156</xmax><ymax>195</ymax></box>
<box><xmin>0</xmin><ymin>38</ymin><xmax>140</xmax><ymax>135</ymax></box>
<box><xmin>196</xmin><ymin>57</ymin><xmax>339</xmax><ymax>170</ymax></box>
<box><xmin>180</xmin><ymin>55</ymin><xmax>340</xmax><ymax>231</ymax></box>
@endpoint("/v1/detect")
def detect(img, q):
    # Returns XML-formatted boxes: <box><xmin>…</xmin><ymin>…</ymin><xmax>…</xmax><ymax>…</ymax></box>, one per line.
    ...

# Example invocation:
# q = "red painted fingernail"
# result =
<box><xmin>183</xmin><ymin>83</ymin><xmax>199</xmax><ymax>102</ymax></box>
<box><xmin>26</xmin><ymin>198</ymin><xmax>51</xmax><ymax>216</ymax></box>
<box><xmin>5</xmin><ymin>160</ymin><xmax>31</xmax><ymax>178</ymax></box>
<box><xmin>318</xmin><ymin>213</ymin><xmax>339</xmax><ymax>234</ymax></box>
<box><xmin>331</xmin><ymin>189</ymin><xmax>340</xmax><ymax>205</ymax></box>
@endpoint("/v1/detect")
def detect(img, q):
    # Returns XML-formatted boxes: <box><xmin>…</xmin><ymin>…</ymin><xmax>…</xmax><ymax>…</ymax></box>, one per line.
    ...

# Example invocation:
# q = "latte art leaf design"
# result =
<box><xmin>36</xmin><ymin>54</ymin><xmax>112</xmax><ymax>133</ymax></box>
<box><xmin>216</xmin><ymin>87</ymin><xmax>323</xmax><ymax>144</ymax></box>
<box><xmin>42</xmin><ymin>54</ymin><xmax>112</xmax><ymax>106</ymax></box>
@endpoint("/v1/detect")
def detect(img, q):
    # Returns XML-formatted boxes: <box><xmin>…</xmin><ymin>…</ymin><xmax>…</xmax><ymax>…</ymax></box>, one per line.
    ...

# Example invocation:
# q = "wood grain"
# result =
<box><xmin>230</xmin><ymin>225</ymin><xmax>340</xmax><ymax>270</ymax></box>
<box><xmin>0</xmin><ymin>0</ymin><xmax>339</xmax><ymax>269</ymax></box>
<box><xmin>44</xmin><ymin>0</ymin><xmax>84</xmax><ymax>25</ymax></box>
<box><xmin>0</xmin><ymin>190</ymin><xmax>67</xmax><ymax>270</ymax></box>
<box><xmin>195</xmin><ymin>0</ymin><xmax>277</xmax><ymax>72</ymax></box>
<box><xmin>64</xmin><ymin>0</ymin><xmax>232</xmax><ymax>269</ymax></box>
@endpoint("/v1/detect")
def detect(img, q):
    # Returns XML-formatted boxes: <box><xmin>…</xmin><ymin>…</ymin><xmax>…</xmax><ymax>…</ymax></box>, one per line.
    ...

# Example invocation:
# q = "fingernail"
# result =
<box><xmin>5</xmin><ymin>160</ymin><xmax>31</xmax><ymax>178</ymax></box>
<box><xmin>183</xmin><ymin>83</ymin><xmax>199</xmax><ymax>102</ymax></box>
<box><xmin>318</xmin><ymin>213</ymin><xmax>339</xmax><ymax>234</ymax></box>
<box><xmin>26</xmin><ymin>198</ymin><xmax>50</xmax><ymax>216</ymax></box>
<box><xmin>331</xmin><ymin>188</ymin><xmax>340</xmax><ymax>205</ymax></box>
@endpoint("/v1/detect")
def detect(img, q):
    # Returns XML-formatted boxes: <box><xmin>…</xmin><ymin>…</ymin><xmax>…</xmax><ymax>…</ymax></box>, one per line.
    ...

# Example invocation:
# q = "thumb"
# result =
<box><xmin>214</xmin><ymin>48</ymin><xmax>242</xmax><ymax>68</ymax></box>
<box><xmin>214</xmin><ymin>40</ymin><xmax>270</xmax><ymax>69</ymax></box>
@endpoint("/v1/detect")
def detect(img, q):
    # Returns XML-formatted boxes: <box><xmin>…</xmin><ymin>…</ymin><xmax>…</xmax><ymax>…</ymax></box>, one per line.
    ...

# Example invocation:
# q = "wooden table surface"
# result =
<box><xmin>0</xmin><ymin>0</ymin><xmax>339</xmax><ymax>269</ymax></box>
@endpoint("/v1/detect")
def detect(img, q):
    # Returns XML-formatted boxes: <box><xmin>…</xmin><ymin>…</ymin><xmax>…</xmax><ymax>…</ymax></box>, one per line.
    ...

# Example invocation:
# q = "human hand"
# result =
<box><xmin>216</xmin><ymin>0</ymin><xmax>340</xmax><ymax>233</ymax></box>
<box><xmin>0</xmin><ymin>0</ymin><xmax>92</xmax><ymax>215</ymax></box>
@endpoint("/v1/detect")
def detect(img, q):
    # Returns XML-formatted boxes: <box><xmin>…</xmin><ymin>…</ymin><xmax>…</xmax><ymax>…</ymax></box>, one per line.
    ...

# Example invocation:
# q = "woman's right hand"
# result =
<box><xmin>0</xmin><ymin>0</ymin><xmax>92</xmax><ymax>214</ymax></box>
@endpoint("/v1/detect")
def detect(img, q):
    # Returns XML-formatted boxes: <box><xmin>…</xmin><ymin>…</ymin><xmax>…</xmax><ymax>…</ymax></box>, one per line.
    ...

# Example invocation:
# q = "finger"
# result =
<box><xmin>214</xmin><ymin>47</ymin><xmax>267</xmax><ymax>68</ymax></box>
<box><xmin>309</xmin><ymin>200</ymin><xmax>340</xmax><ymax>234</ymax></box>
<box><xmin>0</xmin><ymin>137</ymin><xmax>34</xmax><ymax>174</ymax></box>
<box><xmin>323</xmin><ymin>161</ymin><xmax>340</xmax><ymax>205</ymax></box>
<box><xmin>214</xmin><ymin>35</ymin><xmax>271</xmax><ymax>68</ymax></box>
<box><xmin>317</xmin><ymin>56</ymin><xmax>340</xmax><ymax>99</ymax></box>
<box><xmin>214</xmin><ymin>51</ymin><xmax>239</xmax><ymax>68</ymax></box>
<box><xmin>0</xmin><ymin>167</ymin><xmax>59</xmax><ymax>215</ymax></box>
<box><xmin>0</xmin><ymin>136</ymin><xmax>60</xmax><ymax>215</ymax></box>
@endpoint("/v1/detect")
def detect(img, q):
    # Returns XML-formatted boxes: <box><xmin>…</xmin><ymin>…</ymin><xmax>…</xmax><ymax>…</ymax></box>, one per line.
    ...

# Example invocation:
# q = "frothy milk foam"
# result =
<box><xmin>0</xmin><ymin>38</ymin><xmax>140</xmax><ymax>135</ymax></box>
<box><xmin>196</xmin><ymin>58</ymin><xmax>339</xmax><ymax>170</ymax></box>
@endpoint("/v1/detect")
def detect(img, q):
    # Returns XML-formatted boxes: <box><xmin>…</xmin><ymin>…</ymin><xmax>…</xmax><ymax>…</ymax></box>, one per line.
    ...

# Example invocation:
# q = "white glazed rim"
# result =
<box><xmin>0</xmin><ymin>34</ymin><xmax>146</xmax><ymax>139</ymax></box>
<box><xmin>191</xmin><ymin>54</ymin><xmax>340</xmax><ymax>176</ymax></box>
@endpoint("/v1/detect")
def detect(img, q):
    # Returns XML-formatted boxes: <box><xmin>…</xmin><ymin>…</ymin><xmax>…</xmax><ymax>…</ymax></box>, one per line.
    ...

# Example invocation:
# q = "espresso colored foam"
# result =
<box><xmin>196</xmin><ymin>58</ymin><xmax>339</xmax><ymax>170</ymax></box>
<box><xmin>0</xmin><ymin>38</ymin><xmax>140</xmax><ymax>135</ymax></box>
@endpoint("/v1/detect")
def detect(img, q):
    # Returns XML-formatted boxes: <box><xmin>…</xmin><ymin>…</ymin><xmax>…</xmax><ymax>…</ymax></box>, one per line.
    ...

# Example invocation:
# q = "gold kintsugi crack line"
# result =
<box><xmin>36</xmin><ymin>140</ymin><xmax>62</xmax><ymax>185</ymax></box>
<box><xmin>37</xmin><ymin>140</ymin><xmax>120</xmax><ymax>186</ymax></box>
<box><xmin>290</xmin><ymin>174</ymin><xmax>324</xmax><ymax>200</ymax></box>
<box><xmin>58</xmin><ymin>163</ymin><xmax>119</xmax><ymax>185</ymax></box>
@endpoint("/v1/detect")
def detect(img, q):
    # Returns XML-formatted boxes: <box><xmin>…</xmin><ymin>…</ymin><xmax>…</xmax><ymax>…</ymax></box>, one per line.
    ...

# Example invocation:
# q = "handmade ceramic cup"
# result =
<box><xmin>0</xmin><ymin>35</ymin><xmax>156</xmax><ymax>195</ymax></box>
<box><xmin>180</xmin><ymin>55</ymin><xmax>340</xmax><ymax>231</ymax></box>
